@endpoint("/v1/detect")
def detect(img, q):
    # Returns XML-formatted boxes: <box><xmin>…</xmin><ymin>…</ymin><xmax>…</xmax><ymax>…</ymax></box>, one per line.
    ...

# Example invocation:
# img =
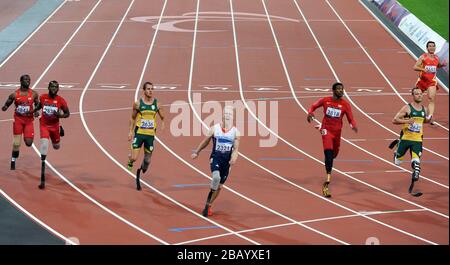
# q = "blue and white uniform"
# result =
<box><xmin>210</xmin><ymin>124</ymin><xmax>238</xmax><ymax>184</ymax></box>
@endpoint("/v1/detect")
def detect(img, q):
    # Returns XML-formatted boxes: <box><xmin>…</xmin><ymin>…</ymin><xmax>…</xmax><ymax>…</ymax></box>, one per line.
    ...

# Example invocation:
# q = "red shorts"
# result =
<box><xmin>416</xmin><ymin>78</ymin><xmax>438</xmax><ymax>92</ymax></box>
<box><xmin>40</xmin><ymin>122</ymin><xmax>60</xmax><ymax>144</ymax></box>
<box><xmin>320</xmin><ymin>128</ymin><xmax>341</xmax><ymax>157</ymax></box>
<box><xmin>13</xmin><ymin>116</ymin><xmax>34</xmax><ymax>139</ymax></box>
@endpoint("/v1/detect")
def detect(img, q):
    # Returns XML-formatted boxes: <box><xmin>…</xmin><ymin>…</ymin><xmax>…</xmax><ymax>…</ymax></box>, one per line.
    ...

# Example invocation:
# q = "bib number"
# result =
<box><xmin>16</xmin><ymin>105</ymin><xmax>30</xmax><ymax>115</ymax></box>
<box><xmin>216</xmin><ymin>143</ymin><xmax>232</xmax><ymax>152</ymax></box>
<box><xmin>43</xmin><ymin>105</ymin><xmax>58</xmax><ymax>116</ymax></box>
<box><xmin>408</xmin><ymin>123</ymin><xmax>422</xmax><ymax>133</ymax></box>
<box><xmin>326</xmin><ymin>107</ymin><xmax>341</xmax><ymax>118</ymax></box>
<box><xmin>140</xmin><ymin>119</ymin><xmax>155</xmax><ymax>129</ymax></box>
<box><xmin>425</xmin><ymin>65</ymin><xmax>437</xmax><ymax>73</ymax></box>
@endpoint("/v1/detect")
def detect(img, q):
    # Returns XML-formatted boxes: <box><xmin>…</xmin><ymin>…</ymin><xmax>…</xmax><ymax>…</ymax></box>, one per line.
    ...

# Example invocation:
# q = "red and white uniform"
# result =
<box><xmin>39</xmin><ymin>94</ymin><xmax>68</xmax><ymax>144</ymax></box>
<box><xmin>416</xmin><ymin>53</ymin><xmax>440</xmax><ymax>91</ymax></box>
<box><xmin>308</xmin><ymin>97</ymin><xmax>356</xmax><ymax>156</ymax></box>
<box><xmin>13</xmin><ymin>89</ymin><xmax>35</xmax><ymax>138</ymax></box>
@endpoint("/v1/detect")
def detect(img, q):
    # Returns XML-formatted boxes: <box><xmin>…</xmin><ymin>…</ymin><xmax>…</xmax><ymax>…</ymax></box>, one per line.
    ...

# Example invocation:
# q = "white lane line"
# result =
<box><xmin>290</xmin><ymin>0</ymin><xmax>448</xmax><ymax>188</ymax></box>
<box><xmin>176</xmin><ymin>208</ymin><xmax>427</xmax><ymax>245</ymax></box>
<box><xmin>0</xmin><ymin>189</ymin><xmax>77</xmax><ymax>245</ymax></box>
<box><xmin>357</xmin><ymin>0</ymin><xmax>449</xmax><ymax>93</ymax></box>
<box><xmin>0</xmin><ymin>1</ymin><xmax>67</xmax><ymax>68</ymax></box>
<box><xmin>186</xmin><ymin>0</ymin><xmax>349</xmax><ymax>245</ymax></box>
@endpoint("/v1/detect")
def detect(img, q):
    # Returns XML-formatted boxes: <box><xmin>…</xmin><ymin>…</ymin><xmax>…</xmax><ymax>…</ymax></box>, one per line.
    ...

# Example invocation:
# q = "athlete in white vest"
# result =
<box><xmin>192</xmin><ymin>106</ymin><xmax>240</xmax><ymax>217</ymax></box>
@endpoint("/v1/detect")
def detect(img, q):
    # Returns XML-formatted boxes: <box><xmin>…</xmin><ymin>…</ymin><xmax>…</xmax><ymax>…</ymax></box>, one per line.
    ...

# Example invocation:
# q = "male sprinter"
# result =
<box><xmin>307</xmin><ymin>82</ymin><xmax>357</xmax><ymax>197</ymax></box>
<box><xmin>413</xmin><ymin>40</ymin><xmax>447</xmax><ymax>124</ymax></box>
<box><xmin>2</xmin><ymin>74</ymin><xmax>40</xmax><ymax>170</ymax></box>
<box><xmin>35</xmin><ymin>81</ymin><xmax>70</xmax><ymax>189</ymax></box>
<box><xmin>191</xmin><ymin>106</ymin><xmax>240</xmax><ymax>217</ymax></box>
<box><xmin>127</xmin><ymin>82</ymin><xmax>165</xmax><ymax>190</ymax></box>
<box><xmin>392</xmin><ymin>87</ymin><xmax>429</xmax><ymax>197</ymax></box>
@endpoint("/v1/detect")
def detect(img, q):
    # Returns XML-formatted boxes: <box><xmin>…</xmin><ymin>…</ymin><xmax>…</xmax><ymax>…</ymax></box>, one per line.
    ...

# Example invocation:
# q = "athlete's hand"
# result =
<box><xmin>307</xmin><ymin>114</ymin><xmax>315</xmax><ymax>123</ymax></box>
<box><xmin>128</xmin><ymin>132</ymin><xmax>133</xmax><ymax>142</ymax></box>
<box><xmin>191</xmin><ymin>152</ymin><xmax>198</xmax><ymax>159</ymax></box>
<box><xmin>407</xmin><ymin>118</ymin><xmax>415</xmax><ymax>125</ymax></box>
<box><xmin>352</xmin><ymin>127</ymin><xmax>358</xmax><ymax>133</ymax></box>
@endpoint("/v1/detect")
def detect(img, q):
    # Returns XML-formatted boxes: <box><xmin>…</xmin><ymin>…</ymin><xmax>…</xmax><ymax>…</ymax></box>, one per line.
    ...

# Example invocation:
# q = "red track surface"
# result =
<box><xmin>0</xmin><ymin>0</ymin><xmax>448</xmax><ymax>245</ymax></box>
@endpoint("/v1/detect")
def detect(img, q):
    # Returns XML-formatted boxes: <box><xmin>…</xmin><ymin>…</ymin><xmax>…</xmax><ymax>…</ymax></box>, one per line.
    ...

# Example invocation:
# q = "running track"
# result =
<box><xmin>0</xmin><ymin>0</ymin><xmax>448</xmax><ymax>244</ymax></box>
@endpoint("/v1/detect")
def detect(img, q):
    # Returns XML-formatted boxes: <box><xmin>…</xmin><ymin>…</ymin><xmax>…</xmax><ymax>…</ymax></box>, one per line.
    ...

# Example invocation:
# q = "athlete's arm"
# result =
<box><xmin>307</xmin><ymin>98</ymin><xmax>324</xmax><ymax>123</ymax></box>
<box><xmin>58</xmin><ymin>104</ymin><xmax>70</xmax><ymax>118</ymax></box>
<box><xmin>392</xmin><ymin>105</ymin><xmax>414</xmax><ymax>124</ymax></box>
<box><xmin>230</xmin><ymin>131</ymin><xmax>240</xmax><ymax>165</ymax></box>
<box><xmin>345</xmin><ymin>103</ymin><xmax>358</xmax><ymax>133</ymax></box>
<box><xmin>192</xmin><ymin>127</ymin><xmax>214</xmax><ymax>159</ymax></box>
<box><xmin>128</xmin><ymin>101</ymin><xmax>139</xmax><ymax>141</ymax></box>
<box><xmin>31</xmin><ymin>91</ymin><xmax>41</xmax><ymax>116</ymax></box>
<box><xmin>413</xmin><ymin>55</ymin><xmax>425</xmax><ymax>72</ymax></box>
<box><xmin>157</xmin><ymin>104</ymin><xmax>165</xmax><ymax>130</ymax></box>
<box><xmin>2</xmin><ymin>93</ymin><xmax>15</xmax><ymax>111</ymax></box>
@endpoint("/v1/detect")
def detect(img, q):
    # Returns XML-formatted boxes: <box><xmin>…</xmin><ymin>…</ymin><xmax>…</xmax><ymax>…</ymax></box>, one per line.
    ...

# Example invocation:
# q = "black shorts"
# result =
<box><xmin>210</xmin><ymin>157</ymin><xmax>231</xmax><ymax>184</ymax></box>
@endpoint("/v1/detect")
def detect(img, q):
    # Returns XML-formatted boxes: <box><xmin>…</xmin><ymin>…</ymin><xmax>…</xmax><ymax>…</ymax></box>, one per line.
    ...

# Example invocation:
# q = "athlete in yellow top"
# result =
<box><xmin>127</xmin><ymin>82</ymin><xmax>165</xmax><ymax>190</ymax></box>
<box><xmin>392</xmin><ymin>87</ymin><xmax>429</xmax><ymax>196</ymax></box>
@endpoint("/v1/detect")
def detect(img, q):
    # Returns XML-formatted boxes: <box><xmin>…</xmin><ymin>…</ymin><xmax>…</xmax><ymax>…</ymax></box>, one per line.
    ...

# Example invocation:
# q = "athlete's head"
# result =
<box><xmin>426</xmin><ymin>41</ymin><xmax>436</xmax><ymax>54</ymax></box>
<box><xmin>223</xmin><ymin>105</ymin><xmax>234</xmax><ymax>129</ymax></box>
<box><xmin>142</xmin><ymin>81</ymin><xmax>153</xmax><ymax>98</ymax></box>
<box><xmin>332</xmin><ymin>82</ymin><xmax>344</xmax><ymax>99</ymax></box>
<box><xmin>20</xmin><ymin>74</ymin><xmax>31</xmax><ymax>89</ymax></box>
<box><xmin>411</xmin><ymin>87</ymin><xmax>423</xmax><ymax>103</ymax></box>
<box><xmin>48</xmin><ymin>80</ymin><xmax>59</xmax><ymax>97</ymax></box>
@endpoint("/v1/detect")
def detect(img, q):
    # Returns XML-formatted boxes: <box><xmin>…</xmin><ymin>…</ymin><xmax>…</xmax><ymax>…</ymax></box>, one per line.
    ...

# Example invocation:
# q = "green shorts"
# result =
<box><xmin>395</xmin><ymin>139</ymin><xmax>422</xmax><ymax>161</ymax></box>
<box><xmin>132</xmin><ymin>130</ymin><xmax>155</xmax><ymax>153</ymax></box>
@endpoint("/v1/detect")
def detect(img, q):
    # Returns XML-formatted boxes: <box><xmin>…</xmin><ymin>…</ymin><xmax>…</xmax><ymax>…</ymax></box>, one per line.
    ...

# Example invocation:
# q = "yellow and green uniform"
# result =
<box><xmin>395</xmin><ymin>104</ymin><xmax>425</xmax><ymax>162</ymax></box>
<box><xmin>132</xmin><ymin>98</ymin><xmax>159</xmax><ymax>153</ymax></box>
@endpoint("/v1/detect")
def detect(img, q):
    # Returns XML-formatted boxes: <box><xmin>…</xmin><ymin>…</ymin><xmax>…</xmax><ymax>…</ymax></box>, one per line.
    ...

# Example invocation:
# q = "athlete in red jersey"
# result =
<box><xmin>35</xmin><ymin>80</ymin><xmax>70</xmax><ymax>189</ymax></box>
<box><xmin>413</xmin><ymin>41</ymin><xmax>447</xmax><ymax>124</ymax></box>
<box><xmin>307</xmin><ymin>82</ymin><xmax>358</xmax><ymax>197</ymax></box>
<box><xmin>2</xmin><ymin>74</ymin><xmax>40</xmax><ymax>170</ymax></box>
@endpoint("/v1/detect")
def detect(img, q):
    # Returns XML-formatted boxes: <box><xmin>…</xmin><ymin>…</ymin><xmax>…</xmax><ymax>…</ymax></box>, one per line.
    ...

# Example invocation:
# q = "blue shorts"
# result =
<box><xmin>210</xmin><ymin>157</ymin><xmax>231</xmax><ymax>184</ymax></box>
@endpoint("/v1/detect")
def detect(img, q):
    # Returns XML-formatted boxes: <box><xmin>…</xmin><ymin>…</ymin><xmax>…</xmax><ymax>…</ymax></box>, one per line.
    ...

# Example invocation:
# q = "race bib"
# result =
<box><xmin>215</xmin><ymin>143</ymin><xmax>232</xmax><ymax>152</ymax></box>
<box><xmin>425</xmin><ymin>65</ymin><xmax>437</xmax><ymax>73</ymax></box>
<box><xmin>43</xmin><ymin>105</ymin><xmax>58</xmax><ymax>116</ymax></box>
<box><xmin>16</xmin><ymin>105</ymin><xmax>30</xmax><ymax>114</ymax></box>
<box><xmin>325</xmin><ymin>107</ymin><xmax>341</xmax><ymax>118</ymax></box>
<box><xmin>140</xmin><ymin>119</ymin><xmax>155</xmax><ymax>129</ymax></box>
<box><xmin>408</xmin><ymin>123</ymin><xmax>422</xmax><ymax>133</ymax></box>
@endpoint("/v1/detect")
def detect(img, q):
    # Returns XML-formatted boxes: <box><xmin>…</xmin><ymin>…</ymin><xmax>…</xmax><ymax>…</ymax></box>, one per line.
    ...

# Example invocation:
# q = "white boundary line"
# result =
<box><xmin>358</xmin><ymin>0</ymin><xmax>449</xmax><ymax>93</ymax></box>
<box><xmin>0</xmin><ymin>189</ymin><xmax>77</xmax><ymax>245</ymax></box>
<box><xmin>175</xmin><ymin>208</ymin><xmax>427</xmax><ymax>245</ymax></box>
<box><xmin>78</xmin><ymin>0</ymin><xmax>260</xmax><ymax>245</ymax></box>
<box><xmin>325</xmin><ymin>0</ymin><xmax>449</xmax><ymax>139</ymax></box>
